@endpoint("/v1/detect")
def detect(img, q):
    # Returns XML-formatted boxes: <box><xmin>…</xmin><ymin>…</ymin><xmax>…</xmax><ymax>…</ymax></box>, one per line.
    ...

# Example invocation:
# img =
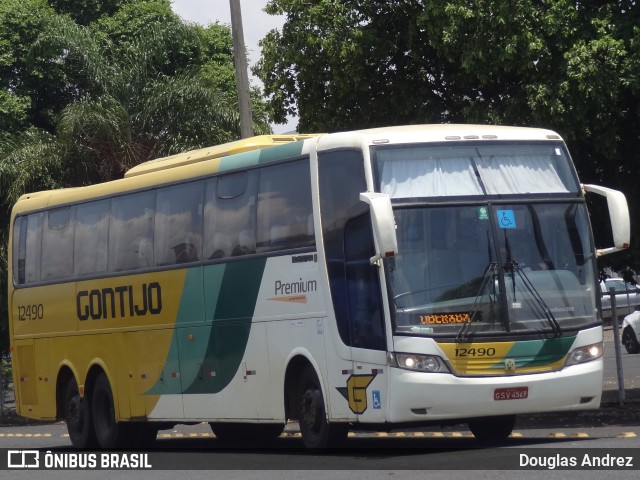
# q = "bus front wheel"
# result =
<box><xmin>298</xmin><ymin>366</ymin><xmax>347</xmax><ymax>450</ymax></box>
<box><xmin>468</xmin><ymin>415</ymin><xmax>516</xmax><ymax>443</ymax></box>
<box><xmin>63</xmin><ymin>377</ymin><xmax>96</xmax><ymax>448</ymax></box>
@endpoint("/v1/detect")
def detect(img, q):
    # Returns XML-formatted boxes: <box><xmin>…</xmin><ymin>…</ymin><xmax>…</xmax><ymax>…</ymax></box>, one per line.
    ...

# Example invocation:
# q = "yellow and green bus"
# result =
<box><xmin>8</xmin><ymin>125</ymin><xmax>629</xmax><ymax>449</ymax></box>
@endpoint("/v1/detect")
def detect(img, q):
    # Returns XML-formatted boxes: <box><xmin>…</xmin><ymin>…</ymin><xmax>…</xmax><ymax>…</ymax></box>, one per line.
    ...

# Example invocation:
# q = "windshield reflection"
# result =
<box><xmin>388</xmin><ymin>204</ymin><xmax>598</xmax><ymax>338</ymax></box>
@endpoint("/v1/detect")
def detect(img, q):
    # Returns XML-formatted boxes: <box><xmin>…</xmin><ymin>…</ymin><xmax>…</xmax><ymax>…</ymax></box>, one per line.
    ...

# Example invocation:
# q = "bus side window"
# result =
<box><xmin>74</xmin><ymin>200</ymin><xmax>109</xmax><ymax>277</ymax></box>
<box><xmin>154</xmin><ymin>180</ymin><xmax>204</xmax><ymax>266</ymax></box>
<box><xmin>41</xmin><ymin>207</ymin><xmax>75</xmax><ymax>281</ymax></box>
<box><xmin>24</xmin><ymin>213</ymin><xmax>43</xmax><ymax>283</ymax></box>
<box><xmin>204</xmin><ymin>171</ymin><xmax>257</xmax><ymax>260</ymax></box>
<box><xmin>13</xmin><ymin>216</ymin><xmax>28</xmax><ymax>284</ymax></box>
<box><xmin>257</xmin><ymin>159</ymin><xmax>313</xmax><ymax>252</ymax></box>
<box><xmin>109</xmin><ymin>190</ymin><xmax>156</xmax><ymax>272</ymax></box>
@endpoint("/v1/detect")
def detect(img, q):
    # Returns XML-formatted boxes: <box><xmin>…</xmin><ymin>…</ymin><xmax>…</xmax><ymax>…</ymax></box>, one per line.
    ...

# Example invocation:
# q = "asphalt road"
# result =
<box><xmin>0</xmin><ymin>421</ymin><xmax>639</xmax><ymax>478</ymax></box>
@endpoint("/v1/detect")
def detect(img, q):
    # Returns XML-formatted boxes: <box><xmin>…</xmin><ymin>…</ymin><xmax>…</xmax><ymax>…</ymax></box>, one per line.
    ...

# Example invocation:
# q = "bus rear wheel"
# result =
<box><xmin>298</xmin><ymin>366</ymin><xmax>347</xmax><ymax>450</ymax></box>
<box><xmin>63</xmin><ymin>377</ymin><xmax>96</xmax><ymax>448</ymax></box>
<box><xmin>468</xmin><ymin>415</ymin><xmax>516</xmax><ymax>443</ymax></box>
<box><xmin>92</xmin><ymin>372</ymin><xmax>131</xmax><ymax>449</ymax></box>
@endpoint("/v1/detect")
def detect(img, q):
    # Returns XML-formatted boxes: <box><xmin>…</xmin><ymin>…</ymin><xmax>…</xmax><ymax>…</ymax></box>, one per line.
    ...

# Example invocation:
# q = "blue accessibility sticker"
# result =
<box><xmin>497</xmin><ymin>210</ymin><xmax>516</xmax><ymax>229</ymax></box>
<box><xmin>372</xmin><ymin>390</ymin><xmax>381</xmax><ymax>409</ymax></box>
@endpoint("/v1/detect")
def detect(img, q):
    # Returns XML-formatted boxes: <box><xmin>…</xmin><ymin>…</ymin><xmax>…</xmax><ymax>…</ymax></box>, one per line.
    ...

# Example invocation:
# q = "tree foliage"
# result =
<box><xmin>0</xmin><ymin>0</ymin><xmax>270</xmax><ymax>355</ymax></box>
<box><xmin>256</xmin><ymin>0</ymin><xmax>640</xmax><ymax>272</ymax></box>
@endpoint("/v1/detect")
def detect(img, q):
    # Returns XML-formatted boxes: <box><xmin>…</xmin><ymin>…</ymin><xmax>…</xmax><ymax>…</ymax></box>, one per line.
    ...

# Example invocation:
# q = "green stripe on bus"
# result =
<box><xmin>490</xmin><ymin>336</ymin><xmax>575</xmax><ymax>369</ymax></box>
<box><xmin>183</xmin><ymin>257</ymin><xmax>267</xmax><ymax>394</ymax></box>
<box><xmin>522</xmin><ymin>336</ymin><xmax>575</xmax><ymax>367</ymax></box>
<box><xmin>258</xmin><ymin>141</ymin><xmax>305</xmax><ymax>163</ymax></box>
<box><xmin>218</xmin><ymin>150</ymin><xmax>262</xmax><ymax>172</ymax></box>
<box><xmin>215</xmin><ymin>141</ymin><xmax>305</xmax><ymax>173</ymax></box>
<box><xmin>146</xmin><ymin>258</ymin><xmax>267</xmax><ymax>395</ymax></box>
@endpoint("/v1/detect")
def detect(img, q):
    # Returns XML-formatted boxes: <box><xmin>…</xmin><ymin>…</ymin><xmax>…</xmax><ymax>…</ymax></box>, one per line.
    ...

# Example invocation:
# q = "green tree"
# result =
<box><xmin>256</xmin><ymin>0</ymin><xmax>447</xmax><ymax>132</ymax></box>
<box><xmin>48</xmin><ymin>0</ymin><xmax>129</xmax><ymax>25</ymax></box>
<box><xmin>0</xmin><ymin>1</ymin><xmax>270</xmax><ymax>355</ymax></box>
<box><xmin>30</xmin><ymin>15</ymin><xmax>243</xmax><ymax>181</ymax></box>
<box><xmin>0</xmin><ymin>0</ymin><xmax>72</xmax><ymax>134</ymax></box>
<box><xmin>417</xmin><ymin>0</ymin><xmax>640</xmax><ymax>273</ymax></box>
<box><xmin>257</xmin><ymin>0</ymin><xmax>640</xmax><ymax>272</ymax></box>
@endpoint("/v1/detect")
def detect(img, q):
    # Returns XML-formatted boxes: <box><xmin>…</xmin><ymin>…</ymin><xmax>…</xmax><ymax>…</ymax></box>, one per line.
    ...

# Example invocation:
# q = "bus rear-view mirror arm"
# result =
<box><xmin>360</xmin><ymin>192</ymin><xmax>398</xmax><ymax>264</ymax></box>
<box><xmin>582</xmin><ymin>183</ymin><xmax>630</xmax><ymax>256</ymax></box>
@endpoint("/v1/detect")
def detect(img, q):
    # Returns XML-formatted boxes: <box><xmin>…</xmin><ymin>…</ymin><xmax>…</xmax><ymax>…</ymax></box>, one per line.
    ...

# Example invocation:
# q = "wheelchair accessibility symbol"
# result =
<box><xmin>372</xmin><ymin>390</ymin><xmax>381</xmax><ymax>409</ymax></box>
<box><xmin>497</xmin><ymin>210</ymin><xmax>516</xmax><ymax>229</ymax></box>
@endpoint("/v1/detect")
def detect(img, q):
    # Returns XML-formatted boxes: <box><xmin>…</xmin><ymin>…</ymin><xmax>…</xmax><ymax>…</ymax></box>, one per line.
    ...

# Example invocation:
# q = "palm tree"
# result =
<box><xmin>26</xmin><ymin>14</ymin><xmax>258</xmax><ymax>185</ymax></box>
<box><xmin>0</xmin><ymin>13</ymin><xmax>270</xmax><ymax>355</ymax></box>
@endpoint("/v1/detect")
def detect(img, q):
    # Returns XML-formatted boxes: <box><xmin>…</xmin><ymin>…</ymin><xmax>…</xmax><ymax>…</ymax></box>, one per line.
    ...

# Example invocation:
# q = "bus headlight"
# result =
<box><xmin>388</xmin><ymin>352</ymin><xmax>450</xmax><ymax>373</ymax></box>
<box><xmin>565</xmin><ymin>342</ymin><xmax>603</xmax><ymax>367</ymax></box>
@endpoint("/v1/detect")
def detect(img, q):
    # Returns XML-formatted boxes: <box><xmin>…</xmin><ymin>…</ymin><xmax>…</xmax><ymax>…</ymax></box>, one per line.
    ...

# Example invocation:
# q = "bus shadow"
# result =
<box><xmin>150</xmin><ymin>432</ymin><xmax>595</xmax><ymax>454</ymax></box>
<box><xmin>42</xmin><ymin>434</ymin><xmax>599</xmax><ymax>469</ymax></box>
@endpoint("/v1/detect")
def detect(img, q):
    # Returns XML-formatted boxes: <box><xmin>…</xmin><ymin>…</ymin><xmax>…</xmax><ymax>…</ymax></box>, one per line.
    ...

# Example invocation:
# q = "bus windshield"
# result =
<box><xmin>386</xmin><ymin>203</ymin><xmax>598</xmax><ymax>338</ymax></box>
<box><xmin>375</xmin><ymin>142</ymin><xmax>579</xmax><ymax>197</ymax></box>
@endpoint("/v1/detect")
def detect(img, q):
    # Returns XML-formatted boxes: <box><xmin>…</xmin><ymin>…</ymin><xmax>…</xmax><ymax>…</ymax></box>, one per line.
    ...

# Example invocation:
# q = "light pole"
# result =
<box><xmin>229</xmin><ymin>0</ymin><xmax>254</xmax><ymax>138</ymax></box>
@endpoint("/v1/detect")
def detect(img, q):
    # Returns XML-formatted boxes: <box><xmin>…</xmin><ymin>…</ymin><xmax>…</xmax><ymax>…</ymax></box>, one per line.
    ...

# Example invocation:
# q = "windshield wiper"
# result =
<box><xmin>456</xmin><ymin>262</ymin><xmax>498</xmax><ymax>342</ymax></box>
<box><xmin>506</xmin><ymin>261</ymin><xmax>562</xmax><ymax>336</ymax></box>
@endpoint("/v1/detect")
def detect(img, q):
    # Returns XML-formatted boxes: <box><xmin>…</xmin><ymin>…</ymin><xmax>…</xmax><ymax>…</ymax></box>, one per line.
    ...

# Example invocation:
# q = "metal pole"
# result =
<box><xmin>623</xmin><ymin>281</ymin><xmax>632</xmax><ymax>316</ymax></box>
<box><xmin>609</xmin><ymin>288</ymin><xmax>626</xmax><ymax>405</ymax></box>
<box><xmin>229</xmin><ymin>0</ymin><xmax>254</xmax><ymax>138</ymax></box>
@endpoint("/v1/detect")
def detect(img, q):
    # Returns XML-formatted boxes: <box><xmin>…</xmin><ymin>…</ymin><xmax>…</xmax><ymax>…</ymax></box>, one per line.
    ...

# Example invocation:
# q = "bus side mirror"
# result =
<box><xmin>582</xmin><ymin>184</ymin><xmax>630</xmax><ymax>256</ymax></box>
<box><xmin>360</xmin><ymin>192</ymin><xmax>398</xmax><ymax>264</ymax></box>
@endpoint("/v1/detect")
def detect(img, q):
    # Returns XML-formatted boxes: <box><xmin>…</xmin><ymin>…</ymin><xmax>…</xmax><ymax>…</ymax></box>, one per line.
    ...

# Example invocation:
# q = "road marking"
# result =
<box><xmin>2</xmin><ymin>430</ymin><xmax>638</xmax><ymax>439</ymax></box>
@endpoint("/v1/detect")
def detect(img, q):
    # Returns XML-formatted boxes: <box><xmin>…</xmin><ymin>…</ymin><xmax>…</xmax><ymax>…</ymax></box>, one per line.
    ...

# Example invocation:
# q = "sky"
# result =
<box><xmin>171</xmin><ymin>0</ymin><xmax>297</xmax><ymax>133</ymax></box>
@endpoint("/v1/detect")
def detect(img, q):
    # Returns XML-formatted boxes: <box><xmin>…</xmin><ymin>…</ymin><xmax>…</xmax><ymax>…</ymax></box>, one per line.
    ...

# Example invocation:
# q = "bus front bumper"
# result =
<box><xmin>386</xmin><ymin>358</ymin><xmax>603</xmax><ymax>423</ymax></box>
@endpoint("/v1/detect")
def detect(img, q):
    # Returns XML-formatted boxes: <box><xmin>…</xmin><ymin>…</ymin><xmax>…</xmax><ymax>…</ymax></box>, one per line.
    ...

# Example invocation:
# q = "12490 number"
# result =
<box><xmin>454</xmin><ymin>347</ymin><xmax>496</xmax><ymax>357</ymax></box>
<box><xmin>17</xmin><ymin>304</ymin><xmax>44</xmax><ymax>321</ymax></box>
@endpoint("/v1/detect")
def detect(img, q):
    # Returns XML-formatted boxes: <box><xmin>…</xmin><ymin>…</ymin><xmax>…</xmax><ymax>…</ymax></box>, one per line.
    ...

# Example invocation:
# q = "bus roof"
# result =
<box><xmin>124</xmin><ymin>134</ymin><xmax>320</xmax><ymax>178</ymax></box>
<box><xmin>11</xmin><ymin>125</ymin><xmax>565</xmax><ymax>216</ymax></box>
<box><xmin>11</xmin><ymin>134</ymin><xmax>321</xmax><ymax>216</ymax></box>
<box><xmin>315</xmin><ymin>124</ymin><xmax>563</xmax><ymax>151</ymax></box>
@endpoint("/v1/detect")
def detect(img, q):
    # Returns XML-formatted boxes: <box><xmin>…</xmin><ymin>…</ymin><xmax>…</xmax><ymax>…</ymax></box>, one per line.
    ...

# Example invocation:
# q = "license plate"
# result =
<box><xmin>494</xmin><ymin>386</ymin><xmax>528</xmax><ymax>401</ymax></box>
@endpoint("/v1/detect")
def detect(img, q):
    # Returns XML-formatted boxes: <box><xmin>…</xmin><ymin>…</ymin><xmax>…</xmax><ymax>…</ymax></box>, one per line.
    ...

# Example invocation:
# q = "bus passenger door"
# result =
<box><xmin>317</xmin><ymin>149</ymin><xmax>388</xmax><ymax>421</ymax></box>
<box><xmin>342</xmin><ymin>213</ymin><xmax>388</xmax><ymax>421</ymax></box>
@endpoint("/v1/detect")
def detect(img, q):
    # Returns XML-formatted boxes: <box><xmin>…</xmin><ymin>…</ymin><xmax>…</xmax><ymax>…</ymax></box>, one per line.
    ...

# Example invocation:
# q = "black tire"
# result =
<box><xmin>91</xmin><ymin>372</ymin><xmax>130</xmax><ymax>449</ymax></box>
<box><xmin>622</xmin><ymin>328</ymin><xmax>640</xmax><ymax>354</ymax></box>
<box><xmin>63</xmin><ymin>377</ymin><xmax>96</xmax><ymax>448</ymax></box>
<box><xmin>468</xmin><ymin>415</ymin><xmax>516</xmax><ymax>444</ymax></box>
<box><xmin>210</xmin><ymin>422</ymin><xmax>284</xmax><ymax>445</ymax></box>
<box><xmin>298</xmin><ymin>366</ymin><xmax>347</xmax><ymax>450</ymax></box>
